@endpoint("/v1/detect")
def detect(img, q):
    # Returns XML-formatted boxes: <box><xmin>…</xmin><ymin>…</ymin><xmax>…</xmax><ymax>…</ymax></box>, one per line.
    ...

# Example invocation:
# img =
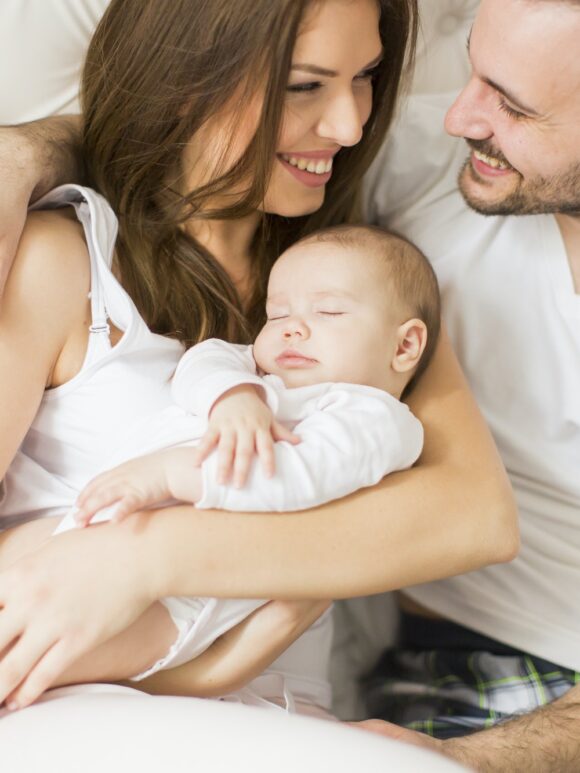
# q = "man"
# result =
<box><xmin>359</xmin><ymin>0</ymin><xmax>580</xmax><ymax>769</ymax></box>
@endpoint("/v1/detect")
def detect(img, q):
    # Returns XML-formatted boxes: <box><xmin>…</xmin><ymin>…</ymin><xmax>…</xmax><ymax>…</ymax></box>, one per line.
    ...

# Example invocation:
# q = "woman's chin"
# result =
<box><xmin>262</xmin><ymin>190</ymin><xmax>325</xmax><ymax>218</ymax></box>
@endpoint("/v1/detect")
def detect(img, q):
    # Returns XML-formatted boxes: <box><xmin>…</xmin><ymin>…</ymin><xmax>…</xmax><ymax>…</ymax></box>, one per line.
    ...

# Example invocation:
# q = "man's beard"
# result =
<box><xmin>458</xmin><ymin>139</ymin><xmax>580</xmax><ymax>217</ymax></box>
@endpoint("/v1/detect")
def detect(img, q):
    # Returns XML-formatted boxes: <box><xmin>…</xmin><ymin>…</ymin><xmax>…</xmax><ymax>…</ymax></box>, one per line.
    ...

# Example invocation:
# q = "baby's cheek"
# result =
<box><xmin>252</xmin><ymin>335</ymin><xmax>272</xmax><ymax>373</ymax></box>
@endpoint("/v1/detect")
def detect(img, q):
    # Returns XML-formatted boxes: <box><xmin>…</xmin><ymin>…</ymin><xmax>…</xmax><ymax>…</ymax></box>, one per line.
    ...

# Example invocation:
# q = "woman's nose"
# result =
<box><xmin>316</xmin><ymin>89</ymin><xmax>367</xmax><ymax>148</ymax></box>
<box><xmin>444</xmin><ymin>76</ymin><xmax>494</xmax><ymax>141</ymax></box>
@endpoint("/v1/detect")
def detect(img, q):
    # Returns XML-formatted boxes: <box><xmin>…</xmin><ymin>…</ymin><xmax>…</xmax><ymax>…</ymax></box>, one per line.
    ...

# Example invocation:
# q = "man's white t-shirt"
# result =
<box><xmin>364</xmin><ymin>93</ymin><xmax>580</xmax><ymax>672</ymax></box>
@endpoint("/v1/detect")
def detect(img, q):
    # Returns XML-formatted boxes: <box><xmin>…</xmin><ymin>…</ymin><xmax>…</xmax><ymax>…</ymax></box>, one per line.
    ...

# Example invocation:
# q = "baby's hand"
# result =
<box><xmin>74</xmin><ymin>448</ymin><xmax>203</xmax><ymax>527</ymax></box>
<box><xmin>193</xmin><ymin>384</ymin><xmax>300</xmax><ymax>488</ymax></box>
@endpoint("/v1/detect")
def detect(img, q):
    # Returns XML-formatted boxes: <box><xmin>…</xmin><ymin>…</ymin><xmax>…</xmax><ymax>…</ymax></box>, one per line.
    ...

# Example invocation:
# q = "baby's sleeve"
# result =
<box><xmin>171</xmin><ymin>338</ymin><xmax>279</xmax><ymax>418</ymax></box>
<box><xmin>197</xmin><ymin>386</ymin><xmax>423</xmax><ymax>512</ymax></box>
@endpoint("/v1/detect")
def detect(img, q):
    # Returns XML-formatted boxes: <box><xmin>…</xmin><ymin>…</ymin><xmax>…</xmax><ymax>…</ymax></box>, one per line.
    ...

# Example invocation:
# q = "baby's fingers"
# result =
<box><xmin>110</xmin><ymin>494</ymin><xmax>148</xmax><ymax>522</ymax></box>
<box><xmin>216</xmin><ymin>432</ymin><xmax>236</xmax><ymax>485</ymax></box>
<box><xmin>192</xmin><ymin>428</ymin><xmax>220</xmax><ymax>466</ymax></box>
<box><xmin>256</xmin><ymin>430</ymin><xmax>275</xmax><ymax>478</ymax></box>
<box><xmin>232</xmin><ymin>432</ymin><xmax>256</xmax><ymax>488</ymax></box>
<box><xmin>74</xmin><ymin>482</ymin><xmax>127</xmax><ymax>527</ymax></box>
<box><xmin>271</xmin><ymin>420</ymin><xmax>301</xmax><ymax>445</ymax></box>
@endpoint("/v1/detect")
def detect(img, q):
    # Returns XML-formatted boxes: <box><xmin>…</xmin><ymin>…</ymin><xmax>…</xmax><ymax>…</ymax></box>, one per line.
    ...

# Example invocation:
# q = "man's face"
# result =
<box><xmin>444</xmin><ymin>0</ymin><xmax>580</xmax><ymax>216</ymax></box>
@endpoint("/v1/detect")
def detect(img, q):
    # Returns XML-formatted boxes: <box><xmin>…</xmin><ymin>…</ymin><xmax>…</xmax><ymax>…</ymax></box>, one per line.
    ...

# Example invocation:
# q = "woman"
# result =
<box><xmin>0</xmin><ymin>0</ymin><xmax>516</xmax><ymax>717</ymax></box>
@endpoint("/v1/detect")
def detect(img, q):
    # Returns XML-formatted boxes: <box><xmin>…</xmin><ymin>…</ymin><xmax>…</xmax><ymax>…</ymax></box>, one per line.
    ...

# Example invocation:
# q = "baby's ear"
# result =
<box><xmin>391</xmin><ymin>318</ymin><xmax>428</xmax><ymax>373</ymax></box>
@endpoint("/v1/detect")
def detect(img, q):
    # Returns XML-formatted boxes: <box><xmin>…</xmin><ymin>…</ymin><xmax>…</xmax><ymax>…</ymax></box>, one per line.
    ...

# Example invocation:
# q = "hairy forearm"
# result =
<box><xmin>0</xmin><ymin>115</ymin><xmax>84</xmax><ymax>201</ymax></box>
<box><xmin>443</xmin><ymin>686</ymin><xmax>580</xmax><ymax>772</ymax></box>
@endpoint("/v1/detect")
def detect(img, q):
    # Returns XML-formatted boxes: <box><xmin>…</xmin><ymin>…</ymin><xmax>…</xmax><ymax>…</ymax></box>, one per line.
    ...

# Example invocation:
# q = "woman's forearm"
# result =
<box><xmin>135</xmin><ymin>600</ymin><xmax>330</xmax><ymax>699</ymax></box>
<box><xmin>124</xmin><ymin>333</ymin><xmax>518</xmax><ymax>601</ymax></box>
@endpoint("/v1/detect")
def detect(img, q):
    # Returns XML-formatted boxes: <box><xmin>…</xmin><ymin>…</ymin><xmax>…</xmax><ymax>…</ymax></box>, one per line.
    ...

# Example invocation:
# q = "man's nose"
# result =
<box><xmin>444</xmin><ymin>76</ymin><xmax>494</xmax><ymax>141</ymax></box>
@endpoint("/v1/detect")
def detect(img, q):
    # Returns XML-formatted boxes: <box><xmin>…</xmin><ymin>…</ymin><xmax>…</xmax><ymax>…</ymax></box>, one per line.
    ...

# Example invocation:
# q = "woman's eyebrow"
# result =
<box><xmin>291</xmin><ymin>51</ymin><xmax>384</xmax><ymax>78</ymax></box>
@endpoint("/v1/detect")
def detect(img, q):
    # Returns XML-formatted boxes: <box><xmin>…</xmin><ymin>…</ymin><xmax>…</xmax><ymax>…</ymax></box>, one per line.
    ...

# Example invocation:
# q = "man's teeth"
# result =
<box><xmin>281</xmin><ymin>155</ymin><xmax>333</xmax><ymax>174</ymax></box>
<box><xmin>473</xmin><ymin>149</ymin><xmax>509</xmax><ymax>170</ymax></box>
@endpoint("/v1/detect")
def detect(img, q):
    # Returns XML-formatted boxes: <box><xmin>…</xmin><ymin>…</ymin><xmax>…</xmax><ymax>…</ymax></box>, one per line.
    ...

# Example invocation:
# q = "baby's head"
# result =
<box><xmin>253</xmin><ymin>225</ymin><xmax>440</xmax><ymax>398</ymax></box>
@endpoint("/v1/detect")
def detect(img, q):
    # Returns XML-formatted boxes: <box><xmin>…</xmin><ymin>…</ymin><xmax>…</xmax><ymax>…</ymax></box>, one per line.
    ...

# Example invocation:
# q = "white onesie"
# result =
<box><xmin>1</xmin><ymin>183</ymin><xmax>422</xmax><ymax>711</ymax></box>
<box><xmin>58</xmin><ymin>337</ymin><xmax>424</xmax><ymax>703</ymax></box>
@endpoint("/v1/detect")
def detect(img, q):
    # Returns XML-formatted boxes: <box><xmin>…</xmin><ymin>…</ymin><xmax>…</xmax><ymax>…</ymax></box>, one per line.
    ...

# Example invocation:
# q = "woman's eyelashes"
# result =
<box><xmin>287</xmin><ymin>80</ymin><xmax>322</xmax><ymax>94</ymax></box>
<box><xmin>354</xmin><ymin>64</ymin><xmax>381</xmax><ymax>83</ymax></box>
<box><xmin>286</xmin><ymin>65</ymin><xmax>380</xmax><ymax>94</ymax></box>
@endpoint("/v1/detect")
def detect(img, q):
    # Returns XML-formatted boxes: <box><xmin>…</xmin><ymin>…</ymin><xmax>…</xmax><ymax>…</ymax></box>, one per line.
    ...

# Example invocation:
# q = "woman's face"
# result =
<box><xmin>182</xmin><ymin>0</ymin><xmax>383</xmax><ymax>218</ymax></box>
<box><xmin>264</xmin><ymin>0</ymin><xmax>382</xmax><ymax>216</ymax></box>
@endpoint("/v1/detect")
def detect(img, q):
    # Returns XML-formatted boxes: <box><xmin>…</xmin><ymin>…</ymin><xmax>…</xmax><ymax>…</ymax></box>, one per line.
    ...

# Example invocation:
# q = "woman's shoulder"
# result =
<box><xmin>19</xmin><ymin>207</ymin><xmax>89</xmax><ymax>273</ymax></box>
<box><xmin>11</xmin><ymin>208</ymin><xmax>90</xmax><ymax>307</ymax></box>
<box><xmin>3</xmin><ymin>208</ymin><xmax>91</xmax><ymax>340</ymax></box>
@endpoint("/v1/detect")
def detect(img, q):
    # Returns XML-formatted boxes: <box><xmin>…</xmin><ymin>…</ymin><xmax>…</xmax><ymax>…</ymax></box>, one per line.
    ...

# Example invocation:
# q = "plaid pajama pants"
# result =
<box><xmin>363</xmin><ymin>613</ymin><xmax>580</xmax><ymax>739</ymax></box>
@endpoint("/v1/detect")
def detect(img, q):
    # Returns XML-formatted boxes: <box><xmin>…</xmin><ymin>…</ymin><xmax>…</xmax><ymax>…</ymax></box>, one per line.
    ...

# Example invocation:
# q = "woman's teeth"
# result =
<box><xmin>473</xmin><ymin>149</ymin><xmax>510</xmax><ymax>170</ymax></box>
<box><xmin>281</xmin><ymin>155</ymin><xmax>333</xmax><ymax>174</ymax></box>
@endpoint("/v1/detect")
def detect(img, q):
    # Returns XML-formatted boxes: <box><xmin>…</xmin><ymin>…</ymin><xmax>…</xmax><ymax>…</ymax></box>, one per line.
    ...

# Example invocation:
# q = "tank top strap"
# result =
<box><xmin>31</xmin><ymin>184</ymin><xmax>132</xmax><ymax>341</ymax></box>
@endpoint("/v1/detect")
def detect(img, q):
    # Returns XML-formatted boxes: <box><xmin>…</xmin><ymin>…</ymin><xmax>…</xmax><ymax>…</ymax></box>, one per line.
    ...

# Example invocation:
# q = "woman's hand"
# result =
<box><xmin>193</xmin><ymin>384</ymin><xmax>300</xmax><ymax>488</ymax></box>
<box><xmin>0</xmin><ymin>519</ymin><xmax>155</xmax><ymax>709</ymax></box>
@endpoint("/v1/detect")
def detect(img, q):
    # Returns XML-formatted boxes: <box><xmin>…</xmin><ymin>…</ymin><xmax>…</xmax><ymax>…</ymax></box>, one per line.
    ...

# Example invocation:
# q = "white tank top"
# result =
<box><xmin>0</xmin><ymin>185</ymin><xmax>183</xmax><ymax>529</ymax></box>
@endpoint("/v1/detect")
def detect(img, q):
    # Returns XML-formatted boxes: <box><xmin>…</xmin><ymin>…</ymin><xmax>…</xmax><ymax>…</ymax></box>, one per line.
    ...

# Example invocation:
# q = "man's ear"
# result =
<box><xmin>391</xmin><ymin>318</ymin><xmax>428</xmax><ymax>373</ymax></box>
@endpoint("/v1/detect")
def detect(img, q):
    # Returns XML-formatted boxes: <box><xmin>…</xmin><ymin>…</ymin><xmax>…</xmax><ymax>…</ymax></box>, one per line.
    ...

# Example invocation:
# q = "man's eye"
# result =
<box><xmin>286</xmin><ymin>81</ymin><xmax>322</xmax><ymax>94</ymax></box>
<box><xmin>498</xmin><ymin>99</ymin><xmax>526</xmax><ymax>120</ymax></box>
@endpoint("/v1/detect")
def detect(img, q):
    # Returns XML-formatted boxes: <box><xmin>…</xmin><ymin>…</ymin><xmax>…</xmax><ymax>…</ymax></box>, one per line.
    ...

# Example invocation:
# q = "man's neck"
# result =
<box><xmin>555</xmin><ymin>214</ymin><xmax>580</xmax><ymax>294</ymax></box>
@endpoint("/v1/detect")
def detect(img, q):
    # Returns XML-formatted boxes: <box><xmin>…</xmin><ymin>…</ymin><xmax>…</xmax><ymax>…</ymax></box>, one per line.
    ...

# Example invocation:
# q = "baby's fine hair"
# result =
<box><xmin>296</xmin><ymin>224</ymin><xmax>441</xmax><ymax>386</ymax></box>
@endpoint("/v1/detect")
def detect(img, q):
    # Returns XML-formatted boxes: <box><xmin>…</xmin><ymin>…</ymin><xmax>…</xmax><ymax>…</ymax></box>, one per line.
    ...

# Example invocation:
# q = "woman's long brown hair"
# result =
<box><xmin>82</xmin><ymin>0</ymin><xmax>418</xmax><ymax>348</ymax></box>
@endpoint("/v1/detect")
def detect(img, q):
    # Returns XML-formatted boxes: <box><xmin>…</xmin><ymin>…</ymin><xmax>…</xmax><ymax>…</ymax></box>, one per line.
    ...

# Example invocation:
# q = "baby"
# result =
<box><xmin>60</xmin><ymin>224</ymin><xmax>441</xmax><ymax>713</ymax></box>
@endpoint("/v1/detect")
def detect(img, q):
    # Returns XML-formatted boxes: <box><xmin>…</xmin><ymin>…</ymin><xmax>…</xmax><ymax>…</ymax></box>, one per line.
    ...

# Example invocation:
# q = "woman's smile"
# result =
<box><xmin>277</xmin><ymin>153</ymin><xmax>334</xmax><ymax>188</ymax></box>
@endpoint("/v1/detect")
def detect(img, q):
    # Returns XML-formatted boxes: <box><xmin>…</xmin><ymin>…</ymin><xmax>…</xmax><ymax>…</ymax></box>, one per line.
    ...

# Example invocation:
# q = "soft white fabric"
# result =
<box><xmin>412</xmin><ymin>1</ymin><xmax>478</xmax><ymax>94</ymax></box>
<box><xmin>363</xmin><ymin>92</ymin><xmax>580</xmax><ymax>672</ymax></box>
<box><xmin>0</xmin><ymin>0</ymin><xmax>109</xmax><ymax>123</ymax></box>
<box><xmin>0</xmin><ymin>0</ymin><xmax>477</xmax><ymax>124</ymax></box>
<box><xmin>56</xmin><ymin>338</ymin><xmax>421</xmax><ymax>690</ymax></box>
<box><xmin>0</xmin><ymin>685</ymin><xmax>468</xmax><ymax>773</ymax></box>
<box><xmin>0</xmin><ymin>185</ymin><xmax>183</xmax><ymax>530</ymax></box>
<box><xmin>174</xmin><ymin>339</ymin><xmax>423</xmax><ymax>512</ymax></box>
<box><xmin>11</xmin><ymin>185</ymin><xmax>419</xmax><ymax>709</ymax></box>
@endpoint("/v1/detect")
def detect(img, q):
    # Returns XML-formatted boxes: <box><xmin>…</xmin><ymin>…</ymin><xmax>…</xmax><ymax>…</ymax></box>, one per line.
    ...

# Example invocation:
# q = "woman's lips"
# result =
<box><xmin>275</xmin><ymin>350</ymin><xmax>318</xmax><ymax>368</ymax></box>
<box><xmin>277</xmin><ymin>149</ymin><xmax>338</xmax><ymax>189</ymax></box>
<box><xmin>278</xmin><ymin>156</ymin><xmax>332</xmax><ymax>188</ymax></box>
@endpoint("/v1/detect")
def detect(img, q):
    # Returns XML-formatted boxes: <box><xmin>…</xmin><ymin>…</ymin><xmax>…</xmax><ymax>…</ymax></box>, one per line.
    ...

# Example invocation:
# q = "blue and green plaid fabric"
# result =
<box><xmin>363</xmin><ymin>613</ymin><xmax>580</xmax><ymax>739</ymax></box>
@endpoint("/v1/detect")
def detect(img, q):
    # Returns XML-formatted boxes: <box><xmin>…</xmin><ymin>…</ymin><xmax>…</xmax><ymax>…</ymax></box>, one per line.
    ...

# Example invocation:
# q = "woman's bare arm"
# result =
<box><xmin>0</xmin><ymin>330</ymin><xmax>517</xmax><ymax>706</ymax></box>
<box><xmin>126</xmin><ymin>599</ymin><xmax>330</xmax><ymax>699</ymax></box>
<box><xmin>0</xmin><ymin>116</ymin><xmax>82</xmax><ymax>300</ymax></box>
<box><xmin>137</xmin><ymin>329</ymin><xmax>518</xmax><ymax>600</ymax></box>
